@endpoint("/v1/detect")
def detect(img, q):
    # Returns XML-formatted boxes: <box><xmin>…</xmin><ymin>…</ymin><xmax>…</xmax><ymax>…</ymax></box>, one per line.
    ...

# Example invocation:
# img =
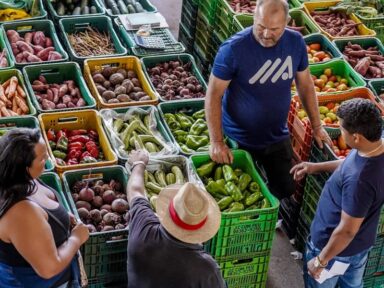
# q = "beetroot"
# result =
<box><xmin>115</xmin><ymin>223</ymin><xmax>125</xmax><ymax>230</ymax></box>
<box><xmin>101</xmin><ymin>225</ymin><xmax>114</xmax><ymax>232</ymax></box>
<box><xmin>78</xmin><ymin>207</ymin><xmax>90</xmax><ymax>220</ymax></box>
<box><xmin>76</xmin><ymin>201</ymin><xmax>91</xmax><ymax>211</ymax></box>
<box><xmin>103</xmin><ymin>212</ymin><xmax>118</xmax><ymax>226</ymax></box>
<box><xmin>101</xmin><ymin>204</ymin><xmax>112</xmax><ymax>212</ymax></box>
<box><xmin>102</xmin><ymin>190</ymin><xmax>116</xmax><ymax>204</ymax></box>
<box><xmin>92</xmin><ymin>196</ymin><xmax>103</xmax><ymax>208</ymax></box>
<box><xmin>79</xmin><ymin>187</ymin><xmax>95</xmax><ymax>202</ymax></box>
<box><xmin>90</xmin><ymin>209</ymin><xmax>102</xmax><ymax>223</ymax></box>
<box><xmin>86</xmin><ymin>224</ymin><xmax>97</xmax><ymax>233</ymax></box>
<box><xmin>115</xmin><ymin>193</ymin><xmax>127</xmax><ymax>201</ymax></box>
<box><xmin>112</xmin><ymin>199</ymin><xmax>129</xmax><ymax>214</ymax></box>
<box><xmin>72</xmin><ymin>193</ymin><xmax>79</xmax><ymax>202</ymax></box>
<box><xmin>100</xmin><ymin>209</ymin><xmax>109</xmax><ymax>218</ymax></box>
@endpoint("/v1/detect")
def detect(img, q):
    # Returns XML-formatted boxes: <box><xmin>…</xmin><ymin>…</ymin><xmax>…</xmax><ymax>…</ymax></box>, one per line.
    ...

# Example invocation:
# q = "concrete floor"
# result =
<box><xmin>151</xmin><ymin>1</ymin><xmax>305</xmax><ymax>287</ymax></box>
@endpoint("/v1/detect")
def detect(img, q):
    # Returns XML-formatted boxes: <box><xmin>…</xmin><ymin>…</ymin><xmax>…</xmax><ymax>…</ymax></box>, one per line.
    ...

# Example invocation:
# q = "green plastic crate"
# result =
<box><xmin>363</xmin><ymin>274</ymin><xmax>384</xmax><ymax>288</ymax></box>
<box><xmin>355</xmin><ymin>14</ymin><xmax>384</xmax><ymax>44</ymax></box>
<box><xmin>178</xmin><ymin>22</ymin><xmax>195</xmax><ymax>53</ymax></box>
<box><xmin>141</xmin><ymin>53</ymin><xmax>207</xmax><ymax>101</ymax></box>
<box><xmin>116</xmin><ymin>23</ymin><xmax>185</xmax><ymax>57</ymax></box>
<box><xmin>100</xmin><ymin>0</ymin><xmax>156</xmax><ymax>17</ymax></box>
<box><xmin>46</xmin><ymin>0</ymin><xmax>105</xmax><ymax>21</ymax></box>
<box><xmin>2</xmin><ymin>20</ymin><xmax>68</xmax><ymax>69</ymax></box>
<box><xmin>309</xmin><ymin>59</ymin><xmax>366</xmax><ymax>92</ymax></box>
<box><xmin>158</xmin><ymin>99</ymin><xmax>237</xmax><ymax>155</ymax></box>
<box><xmin>289</xmin><ymin>9</ymin><xmax>320</xmax><ymax>36</ymax></box>
<box><xmin>198</xmin><ymin>0</ymin><xmax>218</xmax><ymax>25</ymax></box>
<box><xmin>39</xmin><ymin>172</ymin><xmax>69</xmax><ymax>211</ymax></box>
<box><xmin>191</xmin><ymin>150</ymin><xmax>279</xmax><ymax>262</ymax></box>
<box><xmin>59</xmin><ymin>16</ymin><xmax>127</xmax><ymax>64</ymax></box>
<box><xmin>214</xmin><ymin>11</ymin><xmax>234</xmax><ymax>40</ymax></box>
<box><xmin>0</xmin><ymin>0</ymin><xmax>47</xmax><ymax>25</ymax></box>
<box><xmin>364</xmin><ymin>236</ymin><xmax>384</xmax><ymax>277</ymax></box>
<box><xmin>0</xmin><ymin>115</ymin><xmax>53</xmax><ymax>171</ymax></box>
<box><xmin>219</xmin><ymin>252</ymin><xmax>270</xmax><ymax>288</ymax></box>
<box><xmin>215</xmin><ymin>0</ymin><xmax>252</xmax><ymax>33</ymax></box>
<box><xmin>23</xmin><ymin>62</ymin><xmax>96</xmax><ymax>114</ymax></box>
<box><xmin>368</xmin><ymin>79</ymin><xmax>384</xmax><ymax>98</ymax></box>
<box><xmin>0</xmin><ymin>29</ymin><xmax>14</xmax><ymax>70</ymax></box>
<box><xmin>99</xmin><ymin>105</ymin><xmax>176</xmax><ymax>163</ymax></box>
<box><xmin>289</xmin><ymin>0</ymin><xmax>303</xmax><ymax>9</ymax></box>
<box><xmin>232</xmin><ymin>14</ymin><xmax>253</xmax><ymax>34</ymax></box>
<box><xmin>62</xmin><ymin>165</ymin><xmax>129</xmax><ymax>286</ymax></box>
<box><xmin>0</xmin><ymin>69</ymin><xmax>37</xmax><ymax>117</ymax></box>
<box><xmin>181</xmin><ymin>0</ymin><xmax>198</xmax><ymax>33</ymax></box>
<box><xmin>304</xmin><ymin>33</ymin><xmax>342</xmax><ymax>64</ymax></box>
<box><xmin>333</xmin><ymin>37</ymin><xmax>384</xmax><ymax>81</ymax></box>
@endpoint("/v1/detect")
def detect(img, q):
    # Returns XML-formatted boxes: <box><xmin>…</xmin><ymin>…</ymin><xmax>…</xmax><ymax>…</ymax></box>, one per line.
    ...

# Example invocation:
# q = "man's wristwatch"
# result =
<box><xmin>131</xmin><ymin>160</ymin><xmax>146</xmax><ymax>170</ymax></box>
<box><xmin>314</xmin><ymin>256</ymin><xmax>328</xmax><ymax>269</ymax></box>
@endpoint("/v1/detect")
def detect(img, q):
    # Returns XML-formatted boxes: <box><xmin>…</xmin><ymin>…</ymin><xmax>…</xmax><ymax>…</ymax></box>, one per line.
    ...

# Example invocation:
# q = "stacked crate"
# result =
<box><xmin>179</xmin><ymin>0</ymin><xmax>199</xmax><ymax>53</ymax></box>
<box><xmin>191</xmin><ymin>150</ymin><xmax>279</xmax><ymax>288</ymax></box>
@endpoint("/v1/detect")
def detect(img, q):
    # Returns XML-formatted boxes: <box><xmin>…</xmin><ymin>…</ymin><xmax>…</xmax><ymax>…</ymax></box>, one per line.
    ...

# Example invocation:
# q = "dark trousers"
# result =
<box><xmin>239</xmin><ymin>138</ymin><xmax>296</xmax><ymax>200</ymax></box>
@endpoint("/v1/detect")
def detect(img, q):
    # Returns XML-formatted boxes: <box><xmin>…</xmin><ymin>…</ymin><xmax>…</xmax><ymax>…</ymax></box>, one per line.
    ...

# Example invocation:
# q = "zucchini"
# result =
<box><xmin>122</xmin><ymin>0</ymin><xmax>130</xmax><ymax>5</ymax></box>
<box><xmin>81</xmin><ymin>5</ymin><xmax>90</xmax><ymax>14</ymax></box>
<box><xmin>117</xmin><ymin>0</ymin><xmax>129</xmax><ymax>14</ymax></box>
<box><xmin>126</xmin><ymin>0</ymin><xmax>135</xmax><ymax>4</ymax></box>
<box><xmin>134</xmin><ymin>2</ymin><xmax>144</xmax><ymax>12</ymax></box>
<box><xmin>127</xmin><ymin>3</ymin><xmax>135</xmax><ymax>13</ymax></box>
<box><xmin>90</xmin><ymin>5</ymin><xmax>97</xmax><ymax>13</ymax></box>
<box><xmin>80</xmin><ymin>0</ymin><xmax>89</xmax><ymax>8</ymax></box>
<box><xmin>72</xmin><ymin>6</ymin><xmax>81</xmax><ymax>15</ymax></box>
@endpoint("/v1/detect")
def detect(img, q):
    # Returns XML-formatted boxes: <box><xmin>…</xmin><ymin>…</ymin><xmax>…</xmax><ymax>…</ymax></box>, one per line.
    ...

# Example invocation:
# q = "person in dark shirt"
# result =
<box><xmin>126</xmin><ymin>149</ymin><xmax>226</xmax><ymax>288</ymax></box>
<box><xmin>291</xmin><ymin>99</ymin><xmax>384</xmax><ymax>288</ymax></box>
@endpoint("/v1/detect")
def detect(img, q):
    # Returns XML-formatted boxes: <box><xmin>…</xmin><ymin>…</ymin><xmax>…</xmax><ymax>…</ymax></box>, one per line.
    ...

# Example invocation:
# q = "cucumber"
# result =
<box><xmin>122</xmin><ymin>0</ymin><xmax>130</xmax><ymax>5</ymax></box>
<box><xmin>127</xmin><ymin>0</ymin><xmax>135</xmax><ymax>4</ymax></box>
<box><xmin>56</xmin><ymin>2</ymin><xmax>66</xmax><ymax>15</ymax></box>
<box><xmin>134</xmin><ymin>2</ymin><xmax>144</xmax><ymax>12</ymax></box>
<box><xmin>81</xmin><ymin>5</ymin><xmax>90</xmax><ymax>14</ymax></box>
<box><xmin>90</xmin><ymin>5</ymin><xmax>97</xmax><ymax>13</ymax></box>
<box><xmin>72</xmin><ymin>6</ymin><xmax>81</xmax><ymax>15</ymax></box>
<box><xmin>127</xmin><ymin>3</ymin><xmax>135</xmax><ymax>13</ymax></box>
<box><xmin>106</xmin><ymin>0</ymin><xmax>120</xmax><ymax>14</ymax></box>
<box><xmin>117</xmin><ymin>0</ymin><xmax>129</xmax><ymax>14</ymax></box>
<box><xmin>80</xmin><ymin>0</ymin><xmax>89</xmax><ymax>8</ymax></box>
<box><xmin>69</xmin><ymin>3</ymin><xmax>75</xmax><ymax>10</ymax></box>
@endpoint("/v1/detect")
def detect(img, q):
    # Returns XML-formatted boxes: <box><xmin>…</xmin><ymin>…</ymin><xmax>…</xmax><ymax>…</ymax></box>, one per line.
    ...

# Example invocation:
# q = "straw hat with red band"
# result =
<box><xmin>156</xmin><ymin>182</ymin><xmax>221</xmax><ymax>244</ymax></box>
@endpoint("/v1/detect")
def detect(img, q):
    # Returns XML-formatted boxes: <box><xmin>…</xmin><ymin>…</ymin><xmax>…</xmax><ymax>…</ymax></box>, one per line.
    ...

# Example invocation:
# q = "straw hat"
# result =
<box><xmin>156</xmin><ymin>182</ymin><xmax>221</xmax><ymax>244</ymax></box>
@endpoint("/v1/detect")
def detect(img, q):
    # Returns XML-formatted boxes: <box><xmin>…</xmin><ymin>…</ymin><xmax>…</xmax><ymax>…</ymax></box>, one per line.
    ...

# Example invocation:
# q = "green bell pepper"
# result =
<box><xmin>225</xmin><ymin>181</ymin><xmax>243</xmax><ymax>201</ymax></box>
<box><xmin>223</xmin><ymin>165</ymin><xmax>238</xmax><ymax>183</ymax></box>
<box><xmin>196</xmin><ymin>161</ymin><xmax>215</xmax><ymax>178</ymax></box>
<box><xmin>238</xmin><ymin>173</ymin><xmax>252</xmax><ymax>192</ymax></box>
<box><xmin>218</xmin><ymin>196</ymin><xmax>234</xmax><ymax>210</ymax></box>
<box><xmin>53</xmin><ymin>150</ymin><xmax>67</xmax><ymax>160</ymax></box>
<box><xmin>214</xmin><ymin>166</ymin><xmax>223</xmax><ymax>181</ymax></box>
<box><xmin>192</xmin><ymin>109</ymin><xmax>205</xmax><ymax>120</ymax></box>
<box><xmin>249</xmin><ymin>181</ymin><xmax>261</xmax><ymax>193</ymax></box>
<box><xmin>261</xmin><ymin>198</ymin><xmax>271</xmax><ymax>209</ymax></box>
<box><xmin>175</xmin><ymin>113</ymin><xmax>193</xmax><ymax>130</ymax></box>
<box><xmin>196</xmin><ymin>145</ymin><xmax>209</xmax><ymax>152</ymax></box>
<box><xmin>234</xmin><ymin>168</ymin><xmax>243</xmax><ymax>177</ymax></box>
<box><xmin>173</xmin><ymin>130</ymin><xmax>188</xmax><ymax>143</ymax></box>
<box><xmin>56</xmin><ymin>136</ymin><xmax>68</xmax><ymax>151</ymax></box>
<box><xmin>206</xmin><ymin>180</ymin><xmax>227</xmax><ymax>197</ymax></box>
<box><xmin>185</xmin><ymin>135</ymin><xmax>209</xmax><ymax>150</ymax></box>
<box><xmin>190</xmin><ymin>119</ymin><xmax>207</xmax><ymax>136</ymax></box>
<box><xmin>245</xmin><ymin>192</ymin><xmax>264</xmax><ymax>206</ymax></box>
<box><xmin>164</xmin><ymin>113</ymin><xmax>181</xmax><ymax>131</ymax></box>
<box><xmin>180</xmin><ymin>144</ymin><xmax>195</xmax><ymax>154</ymax></box>
<box><xmin>228</xmin><ymin>202</ymin><xmax>244</xmax><ymax>212</ymax></box>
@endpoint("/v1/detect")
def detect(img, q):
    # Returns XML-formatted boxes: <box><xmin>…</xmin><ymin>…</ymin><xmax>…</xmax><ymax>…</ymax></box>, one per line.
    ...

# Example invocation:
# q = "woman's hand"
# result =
<box><xmin>71</xmin><ymin>221</ymin><xmax>89</xmax><ymax>245</ymax></box>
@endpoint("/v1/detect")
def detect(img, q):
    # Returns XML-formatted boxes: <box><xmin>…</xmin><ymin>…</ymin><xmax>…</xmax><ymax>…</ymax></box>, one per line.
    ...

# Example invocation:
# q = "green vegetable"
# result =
<box><xmin>117</xmin><ymin>0</ymin><xmax>128</xmax><ymax>13</ymax></box>
<box><xmin>206</xmin><ymin>180</ymin><xmax>227</xmax><ymax>197</ymax></box>
<box><xmin>228</xmin><ymin>202</ymin><xmax>244</xmax><ymax>212</ymax></box>
<box><xmin>90</xmin><ymin>5</ymin><xmax>97</xmax><ymax>13</ymax></box>
<box><xmin>121</xmin><ymin>120</ymin><xmax>140</xmax><ymax>149</ymax></box>
<box><xmin>238</xmin><ymin>173</ymin><xmax>252</xmax><ymax>192</ymax></box>
<box><xmin>53</xmin><ymin>150</ymin><xmax>67</xmax><ymax>159</ymax></box>
<box><xmin>56</xmin><ymin>136</ymin><xmax>68</xmax><ymax>151</ymax></box>
<box><xmin>48</xmin><ymin>140</ymin><xmax>56</xmax><ymax>150</ymax></box>
<box><xmin>180</xmin><ymin>144</ymin><xmax>194</xmax><ymax>154</ymax></box>
<box><xmin>225</xmin><ymin>181</ymin><xmax>243</xmax><ymax>201</ymax></box>
<box><xmin>234</xmin><ymin>168</ymin><xmax>243</xmax><ymax>177</ymax></box>
<box><xmin>185</xmin><ymin>135</ymin><xmax>209</xmax><ymax>150</ymax></box>
<box><xmin>196</xmin><ymin>161</ymin><xmax>215</xmax><ymax>178</ymax></box>
<box><xmin>155</xmin><ymin>171</ymin><xmax>167</xmax><ymax>187</ymax></box>
<box><xmin>127</xmin><ymin>3</ymin><xmax>135</xmax><ymax>13</ymax></box>
<box><xmin>132</xmin><ymin>131</ymin><xmax>145</xmax><ymax>149</ymax></box>
<box><xmin>261</xmin><ymin>198</ymin><xmax>271</xmax><ymax>209</ymax></box>
<box><xmin>214</xmin><ymin>166</ymin><xmax>223</xmax><ymax>181</ymax></box>
<box><xmin>138</xmin><ymin>135</ymin><xmax>162</xmax><ymax>146</ymax></box>
<box><xmin>245</xmin><ymin>192</ymin><xmax>264</xmax><ymax>206</ymax></box>
<box><xmin>150</xmin><ymin>195</ymin><xmax>158</xmax><ymax>211</ymax></box>
<box><xmin>81</xmin><ymin>156</ymin><xmax>97</xmax><ymax>163</ymax></box>
<box><xmin>166</xmin><ymin>173</ymin><xmax>176</xmax><ymax>185</ymax></box>
<box><xmin>134</xmin><ymin>1</ymin><xmax>144</xmax><ymax>12</ymax></box>
<box><xmin>173</xmin><ymin>130</ymin><xmax>188</xmax><ymax>143</ymax></box>
<box><xmin>192</xmin><ymin>109</ymin><xmax>205</xmax><ymax>120</ymax></box>
<box><xmin>190</xmin><ymin>119</ymin><xmax>207</xmax><ymax>136</ymax></box>
<box><xmin>144</xmin><ymin>142</ymin><xmax>158</xmax><ymax>153</ymax></box>
<box><xmin>249</xmin><ymin>181</ymin><xmax>260</xmax><ymax>193</ymax></box>
<box><xmin>81</xmin><ymin>5</ymin><xmax>90</xmax><ymax>14</ymax></box>
<box><xmin>146</xmin><ymin>171</ymin><xmax>157</xmax><ymax>184</ymax></box>
<box><xmin>218</xmin><ymin>196</ymin><xmax>234</xmax><ymax>210</ymax></box>
<box><xmin>175</xmin><ymin>113</ymin><xmax>193</xmax><ymax>130</ymax></box>
<box><xmin>196</xmin><ymin>145</ymin><xmax>209</xmax><ymax>152</ymax></box>
<box><xmin>164</xmin><ymin>113</ymin><xmax>181</xmax><ymax>131</ymax></box>
<box><xmin>145</xmin><ymin>182</ymin><xmax>162</xmax><ymax>194</ymax></box>
<box><xmin>113</xmin><ymin>118</ymin><xmax>124</xmax><ymax>133</ymax></box>
<box><xmin>222</xmin><ymin>165</ymin><xmax>238</xmax><ymax>183</ymax></box>
<box><xmin>171</xmin><ymin>166</ymin><xmax>184</xmax><ymax>184</ymax></box>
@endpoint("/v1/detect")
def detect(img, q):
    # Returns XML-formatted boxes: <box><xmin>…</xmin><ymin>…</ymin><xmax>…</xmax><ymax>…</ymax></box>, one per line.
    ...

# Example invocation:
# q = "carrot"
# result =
<box><xmin>1</xmin><ymin>106</ymin><xmax>10</xmax><ymax>117</ymax></box>
<box><xmin>8</xmin><ymin>109</ymin><xmax>18</xmax><ymax>117</ymax></box>
<box><xmin>0</xmin><ymin>91</ymin><xmax>11</xmax><ymax>107</ymax></box>
<box><xmin>7</xmin><ymin>76</ymin><xmax>18</xmax><ymax>99</ymax></box>
<box><xmin>16</xmin><ymin>108</ymin><xmax>22</xmax><ymax>115</ymax></box>
<box><xmin>16</xmin><ymin>85</ymin><xmax>26</xmax><ymax>98</ymax></box>
<box><xmin>12</xmin><ymin>96</ymin><xmax>18</xmax><ymax>113</ymax></box>
<box><xmin>15</xmin><ymin>96</ymin><xmax>29</xmax><ymax>113</ymax></box>
<box><xmin>2</xmin><ymin>79</ymin><xmax>10</xmax><ymax>89</ymax></box>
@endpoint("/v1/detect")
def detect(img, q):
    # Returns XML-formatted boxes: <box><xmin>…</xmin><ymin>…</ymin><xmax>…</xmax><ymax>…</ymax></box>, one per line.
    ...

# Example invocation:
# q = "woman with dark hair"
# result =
<box><xmin>0</xmin><ymin>128</ymin><xmax>89</xmax><ymax>288</ymax></box>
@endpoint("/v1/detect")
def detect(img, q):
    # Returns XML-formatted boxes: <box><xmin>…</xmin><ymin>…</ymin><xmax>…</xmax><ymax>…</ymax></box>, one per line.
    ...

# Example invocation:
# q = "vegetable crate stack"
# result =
<box><xmin>180</xmin><ymin>0</ymin><xmax>199</xmax><ymax>50</ymax></box>
<box><xmin>191</xmin><ymin>150</ymin><xmax>279</xmax><ymax>288</ymax></box>
<box><xmin>45</xmin><ymin>0</ymin><xmax>106</xmax><ymax>20</ymax></box>
<box><xmin>368</xmin><ymin>79</ymin><xmax>384</xmax><ymax>108</ymax></box>
<box><xmin>0</xmin><ymin>0</ymin><xmax>47</xmax><ymax>24</ymax></box>
<box><xmin>99</xmin><ymin>0</ymin><xmax>157</xmax><ymax>18</ymax></box>
<box><xmin>62</xmin><ymin>166</ymin><xmax>129</xmax><ymax>286</ymax></box>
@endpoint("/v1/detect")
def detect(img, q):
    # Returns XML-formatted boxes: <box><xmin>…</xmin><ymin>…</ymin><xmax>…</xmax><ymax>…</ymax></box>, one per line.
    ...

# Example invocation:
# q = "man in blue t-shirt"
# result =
<box><xmin>291</xmin><ymin>99</ymin><xmax>384</xmax><ymax>288</ymax></box>
<box><xmin>206</xmin><ymin>0</ymin><xmax>330</xmax><ymax>202</ymax></box>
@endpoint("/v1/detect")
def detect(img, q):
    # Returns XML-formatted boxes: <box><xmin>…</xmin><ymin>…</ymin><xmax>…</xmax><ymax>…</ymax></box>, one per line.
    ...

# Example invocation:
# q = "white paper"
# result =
<box><xmin>315</xmin><ymin>261</ymin><xmax>350</xmax><ymax>284</ymax></box>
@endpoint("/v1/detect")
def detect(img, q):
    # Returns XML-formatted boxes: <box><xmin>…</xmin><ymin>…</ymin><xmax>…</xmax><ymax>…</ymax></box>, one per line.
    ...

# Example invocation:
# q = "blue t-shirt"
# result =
<box><xmin>212</xmin><ymin>27</ymin><xmax>308</xmax><ymax>149</ymax></box>
<box><xmin>311</xmin><ymin>150</ymin><xmax>384</xmax><ymax>257</ymax></box>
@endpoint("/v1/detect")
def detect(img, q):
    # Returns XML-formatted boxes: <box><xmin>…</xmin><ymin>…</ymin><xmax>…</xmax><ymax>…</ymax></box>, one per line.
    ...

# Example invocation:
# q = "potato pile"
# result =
<box><xmin>92</xmin><ymin>67</ymin><xmax>151</xmax><ymax>104</ymax></box>
<box><xmin>71</xmin><ymin>178</ymin><xmax>129</xmax><ymax>233</ymax></box>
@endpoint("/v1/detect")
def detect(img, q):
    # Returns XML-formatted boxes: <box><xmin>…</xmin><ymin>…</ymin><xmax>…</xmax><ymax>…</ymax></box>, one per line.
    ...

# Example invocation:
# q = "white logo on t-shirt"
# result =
<box><xmin>249</xmin><ymin>56</ymin><xmax>293</xmax><ymax>84</ymax></box>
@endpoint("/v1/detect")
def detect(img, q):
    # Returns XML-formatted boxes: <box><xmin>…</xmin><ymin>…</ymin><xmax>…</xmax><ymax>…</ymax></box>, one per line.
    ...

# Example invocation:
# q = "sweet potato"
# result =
<box><xmin>16</xmin><ymin>41</ymin><xmax>34</xmax><ymax>54</ymax></box>
<box><xmin>24</xmin><ymin>32</ymin><xmax>33</xmax><ymax>44</ymax></box>
<box><xmin>37</xmin><ymin>47</ymin><xmax>55</xmax><ymax>61</ymax></box>
<box><xmin>23</xmin><ymin>51</ymin><xmax>42</xmax><ymax>63</ymax></box>
<box><xmin>47</xmin><ymin>51</ymin><xmax>62</xmax><ymax>61</ymax></box>
<box><xmin>6</xmin><ymin>30</ymin><xmax>21</xmax><ymax>43</ymax></box>
<box><xmin>11</xmin><ymin>43</ymin><xmax>20</xmax><ymax>55</ymax></box>
<box><xmin>368</xmin><ymin>66</ymin><xmax>382</xmax><ymax>78</ymax></box>
<box><xmin>369</xmin><ymin>55</ymin><xmax>384</xmax><ymax>61</ymax></box>
<box><xmin>41</xmin><ymin>99</ymin><xmax>56</xmax><ymax>110</ymax></box>
<box><xmin>32</xmin><ymin>84</ymin><xmax>49</xmax><ymax>91</ymax></box>
<box><xmin>33</xmin><ymin>32</ymin><xmax>46</xmax><ymax>47</ymax></box>
<box><xmin>45</xmin><ymin>37</ymin><xmax>53</xmax><ymax>47</ymax></box>
<box><xmin>354</xmin><ymin>57</ymin><xmax>370</xmax><ymax>76</ymax></box>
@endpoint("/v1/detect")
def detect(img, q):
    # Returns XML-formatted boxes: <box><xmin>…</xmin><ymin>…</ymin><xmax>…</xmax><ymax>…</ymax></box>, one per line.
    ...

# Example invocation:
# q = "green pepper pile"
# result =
<box><xmin>144</xmin><ymin>165</ymin><xmax>186</xmax><ymax>211</ymax></box>
<box><xmin>113</xmin><ymin>112</ymin><xmax>164</xmax><ymax>154</ymax></box>
<box><xmin>163</xmin><ymin>108</ymin><xmax>212</xmax><ymax>153</ymax></box>
<box><xmin>196</xmin><ymin>161</ymin><xmax>271</xmax><ymax>213</ymax></box>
